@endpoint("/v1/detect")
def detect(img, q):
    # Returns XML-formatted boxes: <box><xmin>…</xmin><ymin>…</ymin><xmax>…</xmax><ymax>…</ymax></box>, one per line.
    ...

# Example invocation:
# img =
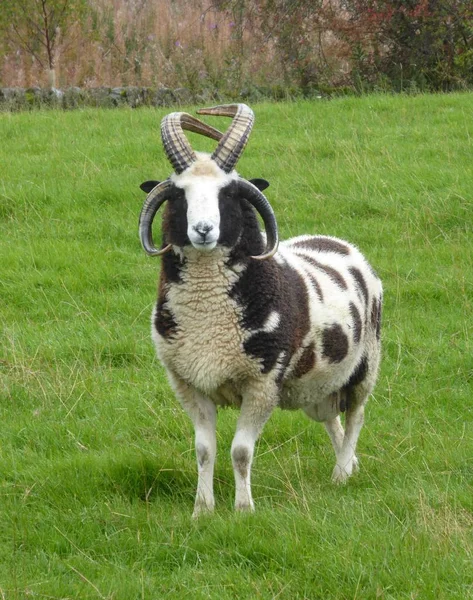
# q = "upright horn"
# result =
<box><xmin>161</xmin><ymin>113</ymin><xmax>224</xmax><ymax>174</ymax></box>
<box><xmin>197</xmin><ymin>104</ymin><xmax>254</xmax><ymax>173</ymax></box>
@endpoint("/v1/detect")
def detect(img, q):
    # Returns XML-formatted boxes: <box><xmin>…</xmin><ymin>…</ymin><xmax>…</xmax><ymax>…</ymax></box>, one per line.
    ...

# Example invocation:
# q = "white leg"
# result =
<box><xmin>324</xmin><ymin>415</ymin><xmax>345</xmax><ymax>455</ymax></box>
<box><xmin>332</xmin><ymin>404</ymin><xmax>364</xmax><ymax>484</ymax></box>
<box><xmin>168</xmin><ymin>374</ymin><xmax>217</xmax><ymax>517</ymax></box>
<box><xmin>231</xmin><ymin>379</ymin><xmax>277</xmax><ymax>511</ymax></box>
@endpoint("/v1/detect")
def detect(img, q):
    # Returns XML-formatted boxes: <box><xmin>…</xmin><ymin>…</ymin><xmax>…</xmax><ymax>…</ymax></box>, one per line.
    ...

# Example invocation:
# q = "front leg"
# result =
<box><xmin>168</xmin><ymin>373</ymin><xmax>217</xmax><ymax>518</ymax></box>
<box><xmin>231</xmin><ymin>378</ymin><xmax>278</xmax><ymax>511</ymax></box>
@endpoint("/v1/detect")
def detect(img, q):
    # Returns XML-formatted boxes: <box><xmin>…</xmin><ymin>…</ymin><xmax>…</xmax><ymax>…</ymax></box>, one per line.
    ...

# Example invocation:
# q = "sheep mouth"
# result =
<box><xmin>191</xmin><ymin>240</ymin><xmax>218</xmax><ymax>251</ymax></box>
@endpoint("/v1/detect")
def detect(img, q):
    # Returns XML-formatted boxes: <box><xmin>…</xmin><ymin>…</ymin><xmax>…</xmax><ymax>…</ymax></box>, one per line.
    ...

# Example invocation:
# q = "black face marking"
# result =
<box><xmin>293</xmin><ymin>343</ymin><xmax>316</xmax><ymax>378</ymax></box>
<box><xmin>140</xmin><ymin>180</ymin><xmax>160</xmax><ymax>193</ymax></box>
<box><xmin>322</xmin><ymin>323</ymin><xmax>349</xmax><ymax>363</ymax></box>
<box><xmin>349</xmin><ymin>301</ymin><xmax>362</xmax><ymax>344</ymax></box>
<box><xmin>349</xmin><ymin>266</ymin><xmax>369</xmax><ymax>304</ymax></box>
<box><xmin>299</xmin><ymin>254</ymin><xmax>348</xmax><ymax>290</ymax></box>
<box><xmin>293</xmin><ymin>236</ymin><xmax>350</xmax><ymax>255</ymax></box>
<box><xmin>162</xmin><ymin>188</ymin><xmax>189</xmax><ymax>247</ymax></box>
<box><xmin>218</xmin><ymin>182</ymin><xmax>244</xmax><ymax>248</ymax></box>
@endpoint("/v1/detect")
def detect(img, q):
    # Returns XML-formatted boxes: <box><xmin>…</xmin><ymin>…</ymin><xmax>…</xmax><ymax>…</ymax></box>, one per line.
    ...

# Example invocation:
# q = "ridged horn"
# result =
<box><xmin>139</xmin><ymin>180</ymin><xmax>174</xmax><ymax>256</ymax></box>
<box><xmin>161</xmin><ymin>113</ymin><xmax>224</xmax><ymax>174</ymax></box>
<box><xmin>197</xmin><ymin>104</ymin><xmax>254</xmax><ymax>173</ymax></box>
<box><xmin>237</xmin><ymin>179</ymin><xmax>279</xmax><ymax>260</ymax></box>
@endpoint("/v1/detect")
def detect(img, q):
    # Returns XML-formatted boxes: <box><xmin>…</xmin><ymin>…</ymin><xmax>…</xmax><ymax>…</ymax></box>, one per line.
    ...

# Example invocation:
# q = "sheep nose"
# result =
<box><xmin>193</xmin><ymin>222</ymin><xmax>214</xmax><ymax>241</ymax></box>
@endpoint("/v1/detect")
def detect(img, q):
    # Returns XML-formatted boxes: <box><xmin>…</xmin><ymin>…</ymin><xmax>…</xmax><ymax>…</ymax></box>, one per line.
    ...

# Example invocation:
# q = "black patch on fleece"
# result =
<box><xmin>154</xmin><ymin>298</ymin><xmax>178</xmax><ymax>339</ymax></box>
<box><xmin>293</xmin><ymin>343</ymin><xmax>316</xmax><ymax>378</ymax></box>
<box><xmin>345</xmin><ymin>354</ymin><xmax>369</xmax><ymax>388</ymax></box>
<box><xmin>298</xmin><ymin>253</ymin><xmax>348</xmax><ymax>290</ymax></box>
<box><xmin>240</xmin><ymin>262</ymin><xmax>310</xmax><ymax>379</ymax></box>
<box><xmin>244</xmin><ymin>331</ymin><xmax>282</xmax><ymax>374</ymax></box>
<box><xmin>349</xmin><ymin>301</ymin><xmax>362</xmax><ymax>344</ymax></box>
<box><xmin>306</xmin><ymin>272</ymin><xmax>324</xmax><ymax>302</ymax></box>
<box><xmin>376</xmin><ymin>298</ymin><xmax>382</xmax><ymax>340</ymax></box>
<box><xmin>154</xmin><ymin>249</ymin><xmax>184</xmax><ymax>340</ymax></box>
<box><xmin>293</xmin><ymin>236</ymin><xmax>350</xmax><ymax>256</ymax></box>
<box><xmin>322</xmin><ymin>323</ymin><xmax>349</xmax><ymax>363</ymax></box>
<box><xmin>228</xmin><ymin>201</ymin><xmax>274</xmax><ymax>331</ymax></box>
<box><xmin>340</xmin><ymin>354</ymin><xmax>369</xmax><ymax>412</ymax></box>
<box><xmin>349</xmin><ymin>266</ymin><xmax>369</xmax><ymax>305</ymax></box>
<box><xmin>229</xmin><ymin>207</ymin><xmax>310</xmax><ymax>379</ymax></box>
<box><xmin>154</xmin><ymin>276</ymin><xmax>178</xmax><ymax>340</ymax></box>
<box><xmin>371</xmin><ymin>295</ymin><xmax>382</xmax><ymax>340</ymax></box>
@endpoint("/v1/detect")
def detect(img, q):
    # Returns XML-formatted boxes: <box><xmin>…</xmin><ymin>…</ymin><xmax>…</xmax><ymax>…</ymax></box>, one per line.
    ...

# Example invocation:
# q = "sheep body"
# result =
<box><xmin>151</xmin><ymin>186</ymin><xmax>382</xmax><ymax>513</ymax></box>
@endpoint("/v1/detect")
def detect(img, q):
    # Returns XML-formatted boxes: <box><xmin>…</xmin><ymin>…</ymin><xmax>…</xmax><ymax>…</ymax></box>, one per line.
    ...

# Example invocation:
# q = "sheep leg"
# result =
<box><xmin>324</xmin><ymin>416</ymin><xmax>345</xmax><ymax>455</ymax></box>
<box><xmin>168</xmin><ymin>374</ymin><xmax>217</xmax><ymax>517</ymax></box>
<box><xmin>332</xmin><ymin>402</ymin><xmax>365</xmax><ymax>484</ymax></box>
<box><xmin>231</xmin><ymin>380</ymin><xmax>277</xmax><ymax>511</ymax></box>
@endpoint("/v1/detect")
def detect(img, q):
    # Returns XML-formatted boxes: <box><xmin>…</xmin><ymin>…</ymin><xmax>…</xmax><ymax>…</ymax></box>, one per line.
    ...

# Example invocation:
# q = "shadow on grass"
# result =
<box><xmin>105</xmin><ymin>455</ymin><xmax>196</xmax><ymax>503</ymax></box>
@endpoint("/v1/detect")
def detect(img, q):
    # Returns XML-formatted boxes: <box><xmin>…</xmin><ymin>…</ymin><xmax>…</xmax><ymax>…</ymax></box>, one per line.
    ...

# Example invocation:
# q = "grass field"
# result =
<box><xmin>1</xmin><ymin>94</ymin><xmax>472</xmax><ymax>599</ymax></box>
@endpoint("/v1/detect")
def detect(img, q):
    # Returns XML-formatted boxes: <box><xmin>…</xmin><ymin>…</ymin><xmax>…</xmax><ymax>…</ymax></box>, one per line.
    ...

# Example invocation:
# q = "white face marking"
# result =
<box><xmin>171</xmin><ymin>154</ymin><xmax>238</xmax><ymax>252</ymax></box>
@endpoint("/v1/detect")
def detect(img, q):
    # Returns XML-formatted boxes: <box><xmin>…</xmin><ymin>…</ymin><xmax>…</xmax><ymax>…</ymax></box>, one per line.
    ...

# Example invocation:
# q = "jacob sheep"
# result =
<box><xmin>139</xmin><ymin>104</ymin><xmax>382</xmax><ymax>516</ymax></box>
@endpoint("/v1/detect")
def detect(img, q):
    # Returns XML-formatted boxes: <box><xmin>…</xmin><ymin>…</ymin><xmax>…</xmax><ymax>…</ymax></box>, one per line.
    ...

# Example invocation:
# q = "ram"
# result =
<box><xmin>139</xmin><ymin>104</ymin><xmax>382</xmax><ymax>516</ymax></box>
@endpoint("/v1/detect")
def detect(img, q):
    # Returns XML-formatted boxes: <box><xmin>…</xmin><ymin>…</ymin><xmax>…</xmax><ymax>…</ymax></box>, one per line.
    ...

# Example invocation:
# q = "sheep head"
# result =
<box><xmin>138</xmin><ymin>104</ymin><xmax>279</xmax><ymax>260</ymax></box>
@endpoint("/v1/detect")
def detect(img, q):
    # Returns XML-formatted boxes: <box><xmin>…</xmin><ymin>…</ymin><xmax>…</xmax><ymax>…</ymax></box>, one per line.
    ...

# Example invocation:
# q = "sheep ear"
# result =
<box><xmin>140</xmin><ymin>180</ymin><xmax>160</xmax><ymax>193</ymax></box>
<box><xmin>249</xmin><ymin>178</ymin><xmax>270</xmax><ymax>192</ymax></box>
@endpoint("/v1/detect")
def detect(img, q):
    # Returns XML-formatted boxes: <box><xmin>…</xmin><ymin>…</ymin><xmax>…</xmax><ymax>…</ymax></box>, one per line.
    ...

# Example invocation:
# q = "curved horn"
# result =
<box><xmin>237</xmin><ymin>179</ymin><xmax>279</xmax><ymax>261</ymax></box>
<box><xmin>180</xmin><ymin>114</ymin><xmax>223</xmax><ymax>142</ymax></box>
<box><xmin>161</xmin><ymin>114</ymin><xmax>224</xmax><ymax>174</ymax></box>
<box><xmin>197</xmin><ymin>104</ymin><xmax>254</xmax><ymax>173</ymax></box>
<box><xmin>139</xmin><ymin>180</ymin><xmax>174</xmax><ymax>256</ymax></box>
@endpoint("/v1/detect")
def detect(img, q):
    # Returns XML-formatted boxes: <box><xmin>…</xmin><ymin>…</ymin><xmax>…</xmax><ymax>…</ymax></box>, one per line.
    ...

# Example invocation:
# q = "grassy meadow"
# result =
<box><xmin>1</xmin><ymin>94</ymin><xmax>472</xmax><ymax>599</ymax></box>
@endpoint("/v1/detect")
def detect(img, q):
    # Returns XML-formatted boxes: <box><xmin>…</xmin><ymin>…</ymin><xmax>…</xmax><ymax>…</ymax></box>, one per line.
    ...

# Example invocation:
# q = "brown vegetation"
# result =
<box><xmin>1</xmin><ymin>0</ymin><xmax>472</xmax><ymax>94</ymax></box>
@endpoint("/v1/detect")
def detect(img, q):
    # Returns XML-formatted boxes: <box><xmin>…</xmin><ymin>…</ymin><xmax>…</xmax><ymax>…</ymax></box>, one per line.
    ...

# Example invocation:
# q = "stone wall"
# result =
<box><xmin>0</xmin><ymin>85</ymin><xmax>328</xmax><ymax>111</ymax></box>
<box><xmin>1</xmin><ymin>84</ymin><xmax>312</xmax><ymax>111</ymax></box>
<box><xmin>0</xmin><ymin>86</ymin><xmax>214</xmax><ymax>110</ymax></box>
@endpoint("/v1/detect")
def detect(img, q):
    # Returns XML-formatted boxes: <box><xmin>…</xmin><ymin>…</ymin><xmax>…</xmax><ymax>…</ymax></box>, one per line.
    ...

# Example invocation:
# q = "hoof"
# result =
<box><xmin>192</xmin><ymin>501</ymin><xmax>214</xmax><ymax>519</ymax></box>
<box><xmin>352</xmin><ymin>455</ymin><xmax>359</xmax><ymax>472</ymax></box>
<box><xmin>332</xmin><ymin>454</ymin><xmax>359</xmax><ymax>484</ymax></box>
<box><xmin>331</xmin><ymin>465</ymin><xmax>349</xmax><ymax>485</ymax></box>
<box><xmin>235</xmin><ymin>501</ymin><xmax>255</xmax><ymax>512</ymax></box>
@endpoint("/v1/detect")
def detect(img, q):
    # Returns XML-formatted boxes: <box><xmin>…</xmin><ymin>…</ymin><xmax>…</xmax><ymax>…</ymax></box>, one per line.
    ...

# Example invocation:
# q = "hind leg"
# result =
<box><xmin>331</xmin><ymin>391</ymin><xmax>367</xmax><ymax>484</ymax></box>
<box><xmin>303</xmin><ymin>392</ymin><xmax>351</xmax><ymax>473</ymax></box>
<box><xmin>324</xmin><ymin>416</ymin><xmax>344</xmax><ymax>455</ymax></box>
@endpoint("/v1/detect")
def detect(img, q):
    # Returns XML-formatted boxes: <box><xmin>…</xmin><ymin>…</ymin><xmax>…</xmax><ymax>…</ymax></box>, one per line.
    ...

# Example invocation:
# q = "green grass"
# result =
<box><xmin>1</xmin><ymin>94</ymin><xmax>472</xmax><ymax>599</ymax></box>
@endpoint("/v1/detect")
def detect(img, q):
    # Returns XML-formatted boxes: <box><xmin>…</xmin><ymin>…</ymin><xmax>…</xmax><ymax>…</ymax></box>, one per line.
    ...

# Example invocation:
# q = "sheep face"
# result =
<box><xmin>170</xmin><ymin>155</ymin><xmax>238</xmax><ymax>252</ymax></box>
